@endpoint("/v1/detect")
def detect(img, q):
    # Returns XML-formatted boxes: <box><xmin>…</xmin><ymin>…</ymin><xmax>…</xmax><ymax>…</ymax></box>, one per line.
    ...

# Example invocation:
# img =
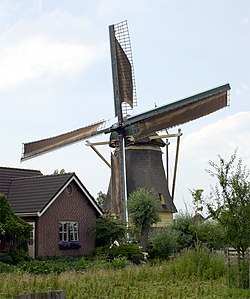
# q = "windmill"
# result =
<box><xmin>21</xmin><ymin>20</ymin><xmax>231</xmax><ymax>225</ymax></box>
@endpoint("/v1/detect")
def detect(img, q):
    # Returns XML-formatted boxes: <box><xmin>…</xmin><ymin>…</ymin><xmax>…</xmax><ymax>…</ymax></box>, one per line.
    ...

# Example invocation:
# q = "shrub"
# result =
<box><xmin>0</xmin><ymin>261</ymin><xmax>16</xmax><ymax>273</ymax></box>
<box><xmin>173</xmin><ymin>214</ymin><xmax>197</xmax><ymax>250</ymax></box>
<box><xmin>17</xmin><ymin>257</ymin><xmax>92</xmax><ymax>274</ymax></box>
<box><xmin>110</xmin><ymin>256</ymin><xmax>131</xmax><ymax>269</ymax></box>
<box><xmin>194</xmin><ymin>221</ymin><xmax>226</xmax><ymax>250</ymax></box>
<box><xmin>150</xmin><ymin>227</ymin><xmax>180</xmax><ymax>259</ymax></box>
<box><xmin>93</xmin><ymin>243</ymin><xmax>144</xmax><ymax>264</ymax></box>
<box><xmin>91</xmin><ymin>216</ymin><xmax>126</xmax><ymax>247</ymax></box>
<box><xmin>0</xmin><ymin>194</ymin><xmax>32</xmax><ymax>265</ymax></box>
<box><xmin>0</xmin><ymin>247</ymin><xmax>30</xmax><ymax>265</ymax></box>
<box><xmin>107</xmin><ymin>244</ymin><xmax>143</xmax><ymax>263</ymax></box>
<box><xmin>92</xmin><ymin>245</ymin><xmax>110</xmax><ymax>260</ymax></box>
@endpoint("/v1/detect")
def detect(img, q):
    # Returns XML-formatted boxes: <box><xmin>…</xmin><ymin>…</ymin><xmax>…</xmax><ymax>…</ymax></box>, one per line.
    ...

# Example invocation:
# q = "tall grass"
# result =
<box><xmin>170</xmin><ymin>249</ymin><xmax>227</xmax><ymax>280</ymax></box>
<box><xmin>0</xmin><ymin>251</ymin><xmax>249</xmax><ymax>299</ymax></box>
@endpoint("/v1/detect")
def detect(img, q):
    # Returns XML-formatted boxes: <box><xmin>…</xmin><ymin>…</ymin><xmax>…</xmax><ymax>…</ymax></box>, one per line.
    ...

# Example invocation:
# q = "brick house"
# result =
<box><xmin>0</xmin><ymin>167</ymin><xmax>103</xmax><ymax>258</ymax></box>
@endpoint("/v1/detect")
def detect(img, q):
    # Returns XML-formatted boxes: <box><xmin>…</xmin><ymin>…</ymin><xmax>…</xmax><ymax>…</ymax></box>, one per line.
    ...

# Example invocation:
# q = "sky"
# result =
<box><xmin>1</xmin><ymin>0</ymin><xmax>250</xmax><ymax>213</ymax></box>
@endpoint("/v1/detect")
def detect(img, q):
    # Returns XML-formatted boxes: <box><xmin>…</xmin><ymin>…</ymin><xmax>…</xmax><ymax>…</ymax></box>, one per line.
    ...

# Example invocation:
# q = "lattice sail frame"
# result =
<box><xmin>114</xmin><ymin>20</ymin><xmax>137</xmax><ymax>116</ymax></box>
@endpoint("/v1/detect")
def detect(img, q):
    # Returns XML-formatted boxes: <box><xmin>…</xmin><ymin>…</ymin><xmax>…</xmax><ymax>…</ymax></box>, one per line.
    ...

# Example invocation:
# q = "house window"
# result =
<box><xmin>59</xmin><ymin>221</ymin><xmax>79</xmax><ymax>242</ymax></box>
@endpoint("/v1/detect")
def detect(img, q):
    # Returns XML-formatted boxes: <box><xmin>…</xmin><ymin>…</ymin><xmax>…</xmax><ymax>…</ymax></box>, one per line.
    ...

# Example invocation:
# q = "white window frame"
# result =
<box><xmin>59</xmin><ymin>221</ymin><xmax>79</xmax><ymax>242</ymax></box>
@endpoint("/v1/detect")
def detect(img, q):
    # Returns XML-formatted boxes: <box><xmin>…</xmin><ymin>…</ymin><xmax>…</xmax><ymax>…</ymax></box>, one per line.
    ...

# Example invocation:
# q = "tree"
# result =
<box><xmin>151</xmin><ymin>227</ymin><xmax>180</xmax><ymax>259</ymax></box>
<box><xmin>206</xmin><ymin>151</ymin><xmax>250</xmax><ymax>288</ymax></box>
<box><xmin>128</xmin><ymin>188</ymin><xmax>161</xmax><ymax>249</ymax></box>
<box><xmin>53</xmin><ymin>169</ymin><xmax>66</xmax><ymax>174</ymax></box>
<box><xmin>194</xmin><ymin>221</ymin><xmax>226</xmax><ymax>250</ymax></box>
<box><xmin>96</xmin><ymin>191</ymin><xmax>107</xmax><ymax>208</ymax></box>
<box><xmin>0</xmin><ymin>194</ymin><xmax>32</xmax><ymax>264</ymax></box>
<box><xmin>190</xmin><ymin>188</ymin><xmax>204</xmax><ymax>214</ymax></box>
<box><xmin>91</xmin><ymin>215</ymin><xmax>126</xmax><ymax>247</ymax></box>
<box><xmin>172</xmin><ymin>213</ymin><xmax>197</xmax><ymax>250</ymax></box>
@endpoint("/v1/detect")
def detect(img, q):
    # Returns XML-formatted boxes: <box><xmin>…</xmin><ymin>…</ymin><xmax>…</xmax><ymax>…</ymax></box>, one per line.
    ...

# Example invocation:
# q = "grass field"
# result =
<box><xmin>1</xmin><ymin>254</ymin><xmax>250</xmax><ymax>299</ymax></box>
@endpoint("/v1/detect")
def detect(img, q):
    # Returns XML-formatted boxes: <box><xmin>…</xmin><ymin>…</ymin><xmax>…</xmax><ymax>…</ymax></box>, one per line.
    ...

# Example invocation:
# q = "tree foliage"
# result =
<box><xmin>190</xmin><ymin>188</ymin><xmax>204</xmax><ymax>214</ymax></box>
<box><xmin>91</xmin><ymin>215</ymin><xmax>126</xmax><ymax>247</ymax></box>
<box><xmin>150</xmin><ymin>227</ymin><xmax>180</xmax><ymax>259</ymax></box>
<box><xmin>96</xmin><ymin>191</ymin><xmax>107</xmax><ymax>208</ymax></box>
<box><xmin>0</xmin><ymin>194</ymin><xmax>31</xmax><ymax>264</ymax></box>
<box><xmin>53</xmin><ymin>169</ymin><xmax>66</xmax><ymax>174</ymax></box>
<box><xmin>206</xmin><ymin>151</ymin><xmax>250</xmax><ymax>255</ymax></box>
<box><xmin>194</xmin><ymin>221</ymin><xmax>226</xmax><ymax>250</ymax></box>
<box><xmin>128</xmin><ymin>188</ymin><xmax>161</xmax><ymax>249</ymax></box>
<box><xmin>205</xmin><ymin>151</ymin><xmax>250</xmax><ymax>288</ymax></box>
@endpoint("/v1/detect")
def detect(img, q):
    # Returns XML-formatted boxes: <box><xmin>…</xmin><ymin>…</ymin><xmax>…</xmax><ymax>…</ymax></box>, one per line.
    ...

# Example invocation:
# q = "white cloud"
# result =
<box><xmin>97</xmin><ymin>0</ymin><xmax>142</xmax><ymax>18</ymax></box>
<box><xmin>241</xmin><ymin>16</ymin><xmax>249</xmax><ymax>25</ymax></box>
<box><xmin>0</xmin><ymin>8</ymin><xmax>107</xmax><ymax>91</ymax></box>
<box><xmin>0</xmin><ymin>37</ymin><xmax>98</xmax><ymax>90</ymax></box>
<box><xmin>173</xmin><ymin>112</ymin><xmax>250</xmax><ymax>211</ymax></box>
<box><xmin>0</xmin><ymin>0</ymin><xmax>20</xmax><ymax>18</ymax></box>
<box><xmin>235</xmin><ymin>83</ymin><xmax>250</xmax><ymax>97</ymax></box>
<box><xmin>182</xmin><ymin>112</ymin><xmax>250</xmax><ymax>162</ymax></box>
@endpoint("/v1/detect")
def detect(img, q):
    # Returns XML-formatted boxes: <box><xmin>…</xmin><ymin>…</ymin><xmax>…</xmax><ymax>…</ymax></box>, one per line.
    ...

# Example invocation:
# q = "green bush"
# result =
<box><xmin>93</xmin><ymin>243</ymin><xmax>144</xmax><ymax>264</ymax></box>
<box><xmin>150</xmin><ymin>227</ymin><xmax>180</xmax><ymax>259</ymax></box>
<box><xmin>91</xmin><ymin>216</ymin><xmax>126</xmax><ymax>247</ymax></box>
<box><xmin>17</xmin><ymin>257</ymin><xmax>92</xmax><ymax>274</ymax></box>
<box><xmin>173</xmin><ymin>214</ymin><xmax>197</xmax><ymax>250</ymax></box>
<box><xmin>0</xmin><ymin>261</ymin><xmax>16</xmax><ymax>273</ymax></box>
<box><xmin>193</xmin><ymin>221</ymin><xmax>226</xmax><ymax>250</ymax></box>
<box><xmin>92</xmin><ymin>245</ymin><xmax>110</xmax><ymax>260</ymax></box>
<box><xmin>110</xmin><ymin>256</ymin><xmax>131</xmax><ymax>269</ymax></box>
<box><xmin>107</xmin><ymin>244</ymin><xmax>143</xmax><ymax>263</ymax></box>
<box><xmin>0</xmin><ymin>195</ymin><xmax>32</xmax><ymax>265</ymax></box>
<box><xmin>0</xmin><ymin>247</ymin><xmax>30</xmax><ymax>265</ymax></box>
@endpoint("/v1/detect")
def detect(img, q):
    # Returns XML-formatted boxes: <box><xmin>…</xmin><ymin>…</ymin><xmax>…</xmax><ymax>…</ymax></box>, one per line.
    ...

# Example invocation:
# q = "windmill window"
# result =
<box><xmin>59</xmin><ymin>221</ymin><xmax>79</xmax><ymax>242</ymax></box>
<box><xmin>159</xmin><ymin>193</ymin><xmax>165</xmax><ymax>205</ymax></box>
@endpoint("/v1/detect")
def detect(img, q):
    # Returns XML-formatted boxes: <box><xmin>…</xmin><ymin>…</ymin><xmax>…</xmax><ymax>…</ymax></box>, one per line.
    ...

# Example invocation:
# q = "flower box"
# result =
<box><xmin>59</xmin><ymin>241</ymin><xmax>81</xmax><ymax>249</ymax></box>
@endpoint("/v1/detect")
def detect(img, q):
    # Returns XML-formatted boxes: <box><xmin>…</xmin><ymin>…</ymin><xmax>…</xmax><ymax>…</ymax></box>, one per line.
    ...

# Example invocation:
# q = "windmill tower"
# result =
<box><xmin>21</xmin><ymin>21</ymin><xmax>231</xmax><ymax>225</ymax></box>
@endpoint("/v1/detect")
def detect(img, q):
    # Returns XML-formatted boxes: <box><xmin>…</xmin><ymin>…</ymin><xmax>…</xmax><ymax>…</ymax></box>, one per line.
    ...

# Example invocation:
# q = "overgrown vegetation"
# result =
<box><xmin>0</xmin><ymin>194</ymin><xmax>31</xmax><ymax>264</ymax></box>
<box><xmin>0</xmin><ymin>251</ymin><xmax>249</xmax><ymax>298</ymax></box>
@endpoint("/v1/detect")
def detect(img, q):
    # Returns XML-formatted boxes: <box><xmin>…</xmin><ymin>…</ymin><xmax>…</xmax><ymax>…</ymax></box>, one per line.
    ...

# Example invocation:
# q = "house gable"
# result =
<box><xmin>39</xmin><ymin>174</ymin><xmax>103</xmax><ymax>217</ymax></box>
<box><xmin>36</xmin><ymin>179</ymin><xmax>101</xmax><ymax>257</ymax></box>
<box><xmin>5</xmin><ymin>171</ymin><xmax>102</xmax><ymax>217</ymax></box>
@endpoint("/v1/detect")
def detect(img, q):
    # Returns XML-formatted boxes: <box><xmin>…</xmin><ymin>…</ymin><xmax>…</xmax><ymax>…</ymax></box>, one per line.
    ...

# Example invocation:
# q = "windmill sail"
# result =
<box><xmin>21</xmin><ymin>121</ymin><xmax>105</xmax><ymax>161</ymax></box>
<box><xmin>115</xmin><ymin>38</ymin><xmax>133</xmax><ymax>108</ymax></box>
<box><xmin>103</xmin><ymin>152</ymin><xmax>122</xmax><ymax>215</ymax></box>
<box><xmin>110</xmin><ymin>21</ymin><xmax>137</xmax><ymax>118</ymax></box>
<box><xmin>125</xmin><ymin>84</ymin><xmax>230</xmax><ymax>138</ymax></box>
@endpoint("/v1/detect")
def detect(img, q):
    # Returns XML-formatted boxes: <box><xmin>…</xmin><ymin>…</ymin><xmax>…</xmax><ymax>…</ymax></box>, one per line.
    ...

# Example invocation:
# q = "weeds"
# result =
<box><xmin>0</xmin><ymin>250</ymin><xmax>249</xmax><ymax>298</ymax></box>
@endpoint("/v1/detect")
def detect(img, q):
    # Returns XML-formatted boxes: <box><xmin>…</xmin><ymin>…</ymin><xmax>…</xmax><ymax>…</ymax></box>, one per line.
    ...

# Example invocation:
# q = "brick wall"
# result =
<box><xmin>36</xmin><ymin>181</ymin><xmax>98</xmax><ymax>257</ymax></box>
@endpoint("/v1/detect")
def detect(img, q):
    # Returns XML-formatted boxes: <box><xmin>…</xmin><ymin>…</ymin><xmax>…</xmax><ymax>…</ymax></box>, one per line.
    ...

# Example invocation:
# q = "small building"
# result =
<box><xmin>0</xmin><ymin>167</ymin><xmax>102</xmax><ymax>258</ymax></box>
